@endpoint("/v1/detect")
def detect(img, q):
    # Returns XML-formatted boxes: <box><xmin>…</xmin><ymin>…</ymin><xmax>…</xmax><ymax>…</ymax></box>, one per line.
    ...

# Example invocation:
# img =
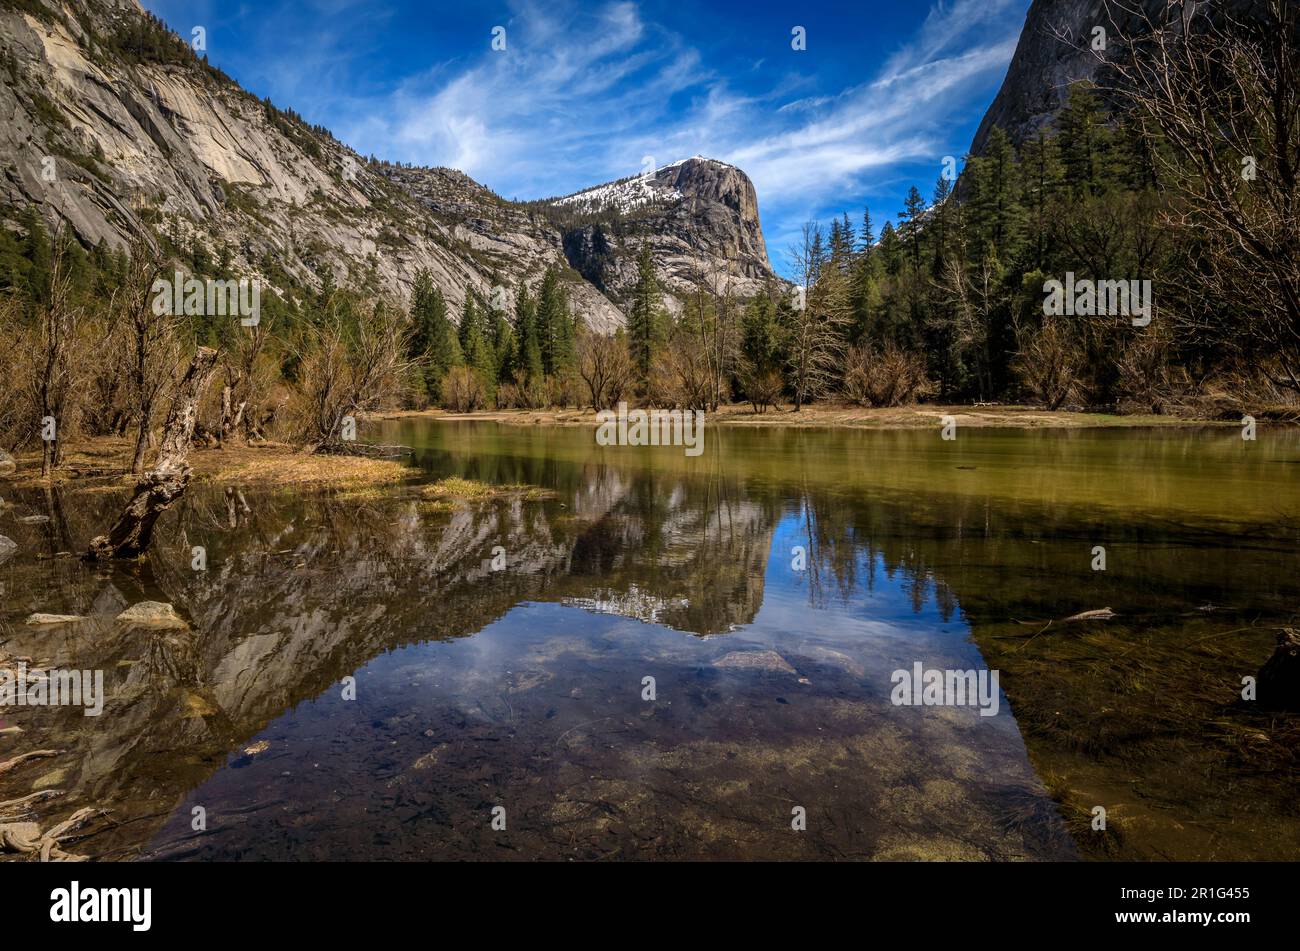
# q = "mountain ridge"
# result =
<box><xmin>0</xmin><ymin>0</ymin><xmax>782</xmax><ymax>330</ymax></box>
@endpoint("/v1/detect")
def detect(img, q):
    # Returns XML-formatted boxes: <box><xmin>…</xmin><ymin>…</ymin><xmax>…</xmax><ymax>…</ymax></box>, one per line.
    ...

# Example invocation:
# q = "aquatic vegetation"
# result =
<box><xmin>420</xmin><ymin>476</ymin><xmax>556</xmax><ymax>503</ymax></box>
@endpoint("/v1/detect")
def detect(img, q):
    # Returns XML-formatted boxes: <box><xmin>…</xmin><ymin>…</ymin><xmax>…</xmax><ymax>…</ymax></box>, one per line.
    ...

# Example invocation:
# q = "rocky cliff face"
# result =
<box><xmin>968</xmin><ymin>0</ymin><xmax>1286</xmax><ymax>155</ymax></box>
<box><xmin>0</xmin><ymin>0</ymin><xmax>781</xmax><ymax>330</ymax></box>
<box><xmin>549</xmin><ymin>156</ymin><xmax>778</xmax><ymax>318</ymax></box>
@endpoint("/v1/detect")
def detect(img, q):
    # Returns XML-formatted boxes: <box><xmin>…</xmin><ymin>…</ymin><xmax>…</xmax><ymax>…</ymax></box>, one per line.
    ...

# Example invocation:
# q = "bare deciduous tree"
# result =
<box><xmin>1104</xmin><ymin>0</ymin><xmax>1300</xmax><ymax>387</ymax></box>
<box><xmin>292</xmin><ymin>300</ymin><xmax>414</xmax><ymax>450</ymax></box>
<box><xmin>218</xmin><ymin>311</ymin><xmax>274</xmax><ymax>445</ymax></box>
<box><xmin>120</xmin><ymin>238</ymin><xmax>178</xmax><ymax>475</ymax></box>
<box><xmin>648</xmin><ymin>330</ymin><xmax>714</xmax><ymax>410</ymax></box>
<box><xmin>26</xmin><ymin>230</ymin><xmax>85</xmax><ymax>478</ymax></box>
<box><xmin>86</xmin><ymin>347</ymin><xmax>218</xmax><ymax>560</ymax></box>
<box><xmin>686</xmin><ymin>256</ymin><xmax>742</xmax><ymax>411</ymax></box>
<box><xmin>576</xmin><ymin>329</ymin><xmax>635</xmax><ymax>410</ymax></box>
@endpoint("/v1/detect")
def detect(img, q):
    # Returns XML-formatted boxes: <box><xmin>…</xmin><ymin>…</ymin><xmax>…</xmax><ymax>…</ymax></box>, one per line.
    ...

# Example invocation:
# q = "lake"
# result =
<box><xmin>1</xmin><ymin>420</ymin><xmax>1296</xmax><ymax>860</ymax></box>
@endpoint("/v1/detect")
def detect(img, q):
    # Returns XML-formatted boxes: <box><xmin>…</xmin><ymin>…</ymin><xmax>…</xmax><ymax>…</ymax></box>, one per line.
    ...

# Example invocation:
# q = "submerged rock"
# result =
<box><xmin>0</xmin><ymin>535</ymin><xmax>16</xmax><ymax>566</ymax></box>
<box><xmin>16</xmin><ymin>515</ymin><xmax>50</xmax><ymax>525</ymax></box>
<box><xmin>795</xmin><ymin>646</ymin><xmax>865</xmax><ymax>678</ymax></box>
<box><xmin>0</xmin><ymin>450</ymin><xmax>14</xmax><ymax>476</ymax></box>
<box><xmin>712</xmin><ymin>650</ymin><xmax>797</xmax><ymax>675</ymax></box>
<box><xmin>115</xmin><ymin>602</ymin><xmax>189</xmax><ymax>629</ymax></box>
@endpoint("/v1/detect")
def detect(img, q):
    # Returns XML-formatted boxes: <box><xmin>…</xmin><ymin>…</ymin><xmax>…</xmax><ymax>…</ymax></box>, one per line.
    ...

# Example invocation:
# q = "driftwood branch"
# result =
<box><xmin>0</xmin><ymin>749</ymin><xmax>63</xmax><ymax>776</ymax></box>
<box><xmin>85</xmin><ymin>347</ymin><xmax>218</xmax><ymax>561</ymax></box>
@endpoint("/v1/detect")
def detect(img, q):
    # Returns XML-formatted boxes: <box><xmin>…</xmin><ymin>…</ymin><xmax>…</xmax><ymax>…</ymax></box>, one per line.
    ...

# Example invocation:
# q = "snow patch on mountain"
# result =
<box><xmin>553</xmin><ymin>174</ymin><xmax>682</xmax><ymax>214</ymax></box>
<box><xmin>551</xmin><ymin>157</ymin><xmax>738</xmax><ymax>214</ymax></box>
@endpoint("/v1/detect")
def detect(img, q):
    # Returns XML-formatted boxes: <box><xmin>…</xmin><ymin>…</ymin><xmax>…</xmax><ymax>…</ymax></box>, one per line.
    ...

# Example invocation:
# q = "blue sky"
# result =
<box><xmin>141</xmin><ymin>0</ymin><xmax>1031</xmax><ymax>275</ymax></box>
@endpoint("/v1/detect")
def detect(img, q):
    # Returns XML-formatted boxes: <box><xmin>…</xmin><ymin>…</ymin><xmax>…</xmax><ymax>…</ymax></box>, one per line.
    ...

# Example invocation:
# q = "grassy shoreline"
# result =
<box><xmin>2</xmin><ymin>437</ymin><xmax>414</xmax><ymax>492</ymax></box>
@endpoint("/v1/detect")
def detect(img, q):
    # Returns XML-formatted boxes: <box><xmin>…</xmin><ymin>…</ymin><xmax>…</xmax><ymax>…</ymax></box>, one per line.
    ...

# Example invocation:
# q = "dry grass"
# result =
<box><xmin>197</xmin><ymin>446</ymin><xmax>410</xmax><ymax>488</ymax></box>
<box><xmin>3</xmin><ymin>436</ymin><xmax>413</xmax><ymax>490</ymax></box>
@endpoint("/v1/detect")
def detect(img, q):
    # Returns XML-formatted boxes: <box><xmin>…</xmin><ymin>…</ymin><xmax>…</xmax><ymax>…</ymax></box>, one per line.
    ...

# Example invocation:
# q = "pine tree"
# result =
<box><xmin>740</xmin><ymin>291</ymin><xmax>784</xmax><ymax>372</ymax></box>
<box><xmin>898</xmin><ymin>186</ymin><xmax>928</xmax><ymax>276</ymax></box>
<box><xmin>848</xmin><ymin>245</ymin><xmax>877</xmax><ymax>345</ymax></box>
<box><xmin>967</xmin><ymin>128</ymin><xmax>1024</xmax><ymax>262</ymax></box>
<box><xmin>20</xmin><ymin>206</ymin><xmax>50</xmax><ymax>307</ymax></box>
<box><xmin>493</xmin><ymin>309</ymin><xmax>516</xmax><ymax>384</ymax></box>
<box><xmin>878</xmin><ymin>221</ymin><xmax>902</xmax><ymax>276</ymax></box>
<box><xmin>931</xmin><ymin>176</ymin><xmax>953</xmax><ymax>276</ymax></box>
<box><xmin>829</xmin><ymin>218</ymin><xmax>845</xmax><ymax>262</ymax></box>
<box><xmin>809</xmin><ymin>229</ymin><xmax>825</xmax><ymax>284</ymax></box>
<box><xmin>514</xmin><ymin>286</ymin><xmax>544</xmax><ymax>383</ymax></box>
<box><xmin>627</xmin><ymin>242</ymin><xmax>665</xmax><ymax>381</ymax></box>
<box><xmin>536</xmin><ymin>268</ymin><xmax>575</xmax><ymax>375</ymax></box>
<box><xmin>860</xmin><ymin>207</ymin><xmax>876</xmax><ymax>256</ymax></box>
<box><xmin>408</xmin><ymin>271</ymin><xmax>461</xmax><ymax>401</ymax></box>
<box><xmin>1018</xmin><ymin>128</ymin><xmax>1065</xmax><ymax>271</ymax></box>
<box><xmin>459</xmin><ymin>292</ymin><xmax>497</xmax><ymax>395</ymax></box>
<box><xmin>839</xmin><ymin>212</ymin><xmax>856</xmax><ymax>258</ymax></box>
<box><xmin>1058</xmin><ymin>81</ymin><xmax>1115</xmax><ymax>197</ymax></box>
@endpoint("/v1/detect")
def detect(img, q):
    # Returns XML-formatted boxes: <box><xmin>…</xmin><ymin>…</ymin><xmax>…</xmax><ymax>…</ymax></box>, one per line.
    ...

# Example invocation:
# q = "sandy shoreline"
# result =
<box><xmin>375</xmin><ymin>402</ymin><xmax>1248</xmax><ymax>430</ymax></box>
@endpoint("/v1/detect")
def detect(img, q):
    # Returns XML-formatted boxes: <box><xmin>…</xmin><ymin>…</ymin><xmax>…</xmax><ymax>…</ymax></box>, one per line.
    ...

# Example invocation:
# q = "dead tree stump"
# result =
<box><xmin>1256</xmin><ymin>628</ymin><xmax>1300</xmax><ymax>712</ymax></box>
<box><xmin>85</xmin><ymin>347</ymin><xmax>218</xmax><ymax>561</ymax></box>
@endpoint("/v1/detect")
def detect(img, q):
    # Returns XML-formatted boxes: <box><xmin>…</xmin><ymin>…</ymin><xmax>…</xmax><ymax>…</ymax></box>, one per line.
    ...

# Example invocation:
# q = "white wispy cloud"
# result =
<box><xmin>147</xmin><ymin>0</ymin><xmax>1026</xmax><ymax>263</ymax></box>
<box><xmin>323</xmin><ymin>0</ymin><xmax>1020</xmax><ymax>200</ymax></box>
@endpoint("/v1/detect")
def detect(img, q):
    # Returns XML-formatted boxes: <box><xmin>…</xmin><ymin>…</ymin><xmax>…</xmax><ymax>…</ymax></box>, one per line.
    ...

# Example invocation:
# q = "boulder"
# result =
<box><xmin>0</xmin><ymin>535</ymin><xmax>15</xmax><ymax>566</ymax></box>
<box><xmin>0</xmin><ymin>450</ymin><xmax>14</xmax><ymax>476</ymax></box>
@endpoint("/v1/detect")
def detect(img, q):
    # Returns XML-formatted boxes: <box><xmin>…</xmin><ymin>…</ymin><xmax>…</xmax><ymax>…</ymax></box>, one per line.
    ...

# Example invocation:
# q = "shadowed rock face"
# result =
<box><xmin>968</xmin><ymin>0</ymin><xmax>1289</xmax><ymax>155</ymax></box>
<box><xmin>0</xmin><ymin>1</ymin><xmax>782</xmax><ymax>333</ymax></box>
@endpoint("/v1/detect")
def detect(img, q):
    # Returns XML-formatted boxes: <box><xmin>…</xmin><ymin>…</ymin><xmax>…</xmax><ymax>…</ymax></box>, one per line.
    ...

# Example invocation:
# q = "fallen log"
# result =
<box><xmin>85</xmin><ymin>347</ymin><xmax>217</xmax><ymax>561</ymax></box>
<box><xmin>312</xmin><ymin>441</ymin><xmax>413</xmax><ymax>459</ymax></box>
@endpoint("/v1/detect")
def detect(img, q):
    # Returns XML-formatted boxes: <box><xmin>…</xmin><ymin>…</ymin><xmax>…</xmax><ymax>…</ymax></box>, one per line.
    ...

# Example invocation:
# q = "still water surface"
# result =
<box><xmin>1</xmin><ymin>422</ymin><xmax>1295</xmax><ymax>860</ymax></box>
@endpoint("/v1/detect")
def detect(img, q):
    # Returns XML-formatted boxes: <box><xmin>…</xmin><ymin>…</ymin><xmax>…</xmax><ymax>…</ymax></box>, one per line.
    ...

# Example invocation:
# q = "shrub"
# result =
<box><xmin>843</xmin><ymin>342</ymin><xmax>934</xmax><ymax>407</ymax></box>
<box><xmin>1013</xmin><ymin>320</ymin><xmax>1084</xmax><ymax>410</ymax></box>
